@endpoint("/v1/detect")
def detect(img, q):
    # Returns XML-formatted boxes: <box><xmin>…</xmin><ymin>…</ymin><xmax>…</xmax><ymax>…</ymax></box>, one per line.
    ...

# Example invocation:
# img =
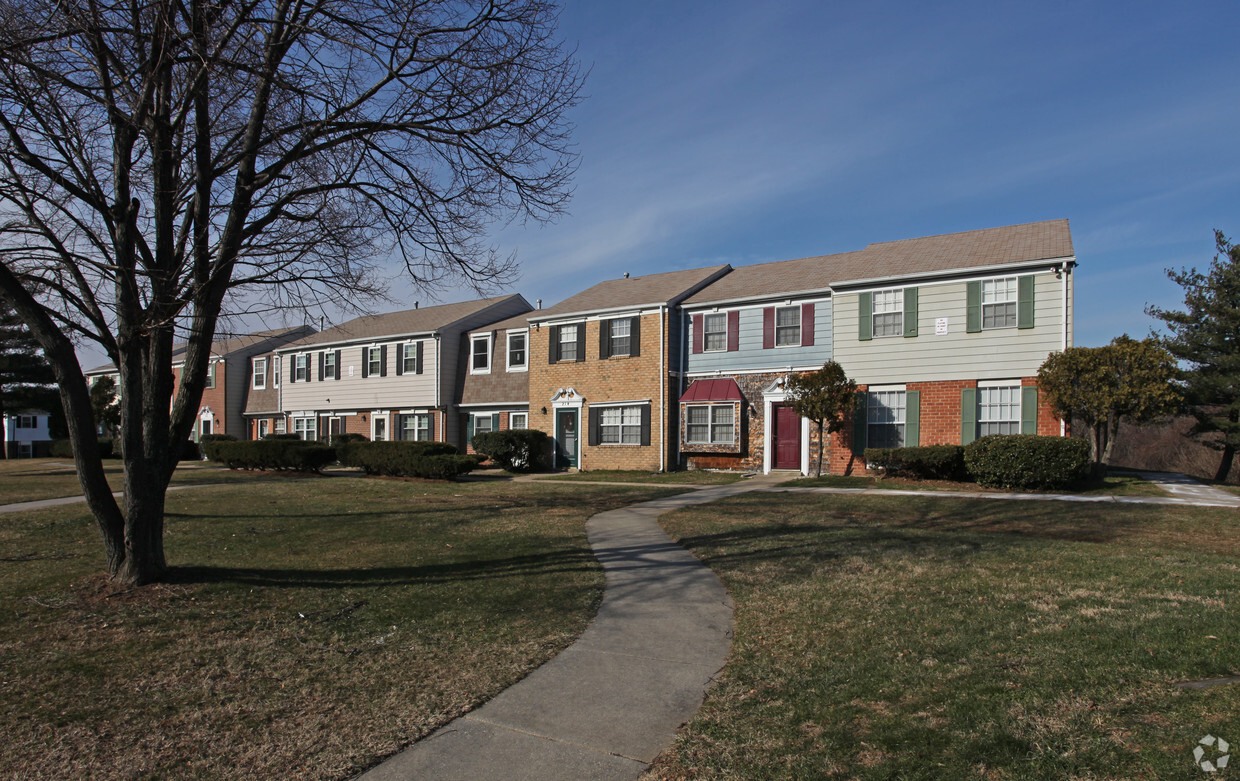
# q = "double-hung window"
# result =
<box><xmin>872</xmin><ymin>290</ymin><xmax>904</xmax><ymax>337</ymax></box>
<box><xmin>292</xmin><ymin>416</ymin><xmax>316</xmax><ymax>441</ymax></box>
<box><xmin>471</xmin><ymin>336</ymin><xmax>490</xmax><ymax>373</ymax></box>
<box><xmin>205</xmin><ymin>362</ymin><xmax>217</xmax><ymax>389</ymax></box>
<box><xmin>274</xmin><ymin>357</ymin><xmax>281</xmax><ymax>387</ymax></box>
<box><xmin>473</xmin><ymin>414</ymin><xmax>494</xmax><ymax>436</ymax></box>
<box><xmin>600</xmin><ymin>406</ymin><xmax>642</xmax><ymax>444</ymax></box>
<box><xmin>323</xmin><ymin>351</ymin><xmax>337</xmax><ymax>380</ymax></box>
<box><xmin>775</xmin><ymin>306</ymin><xmax>801</xmax><ymax>346</ymax></box>
<box><xmin>294</xmin><ymin>354</ymin><xmax>309</xmax><ymax>382</ymax></box>
<box><xmin>978</xmin><ymin>384</ymin><xmax>1021</xmax><ymax>436</ymax></box>
<box><xmin>252</xmin><ymin>358</ymin><xmax>267</xmax><ymax>389</ymax></box>
<box><xmin>16</xmin><ymin>415</ymin><xmax>36</xmax><ymax>429</ymax></box>
<box><xmin>867</xmin><ymin>389</ymin><xmax>906</xmax><ymax>448</ymax></box>
<box><xmin>274</xmin><ymin>418</ymin><xmax>287</xmax><ymax>434</ymax></box>
<box><xmin>609</xmin><ymin>319</ymin><xmax>631</xmax><ymax>356</ymax></box>
<box><xmin>686</xmin><ymin>404</ymin><xmax>734</xmax><ymax>444</ymax></box>
<box><xmin>559</xmin><ymin>326</ymin><xmax>579</xmax><ymax>361</ymax></box>
<box><xmin>366</xmin><ymin>346</ymin><xmax>382</xmax><ymax>377</ymax></box>
<box><xmin>982</xmin><ymin>277</ymin><xmax>1018</xmax><ymax>329</ymax></box>
<box><xmin>703</xmin><ymin>313</ymin><xmax>727</xmax><ymax>352</ymax></box>
<box><xmin>401</xmin><ymin>343</ymin><xmax>418</xmax><ymax>374</ymax></box>
<box><xmin>507</xmin><ymin>332</ymin><xmax>527</xmax><ymax>371</ymax></box>
<box><xmin>510</xmin><ymin>412</ymin><xmax>528</xmax><ymax>430</ymax></box>
<box><xmin>399</xmin><ymin>413</ymin><xmax>432</xmax><ymax>441</ymax></box>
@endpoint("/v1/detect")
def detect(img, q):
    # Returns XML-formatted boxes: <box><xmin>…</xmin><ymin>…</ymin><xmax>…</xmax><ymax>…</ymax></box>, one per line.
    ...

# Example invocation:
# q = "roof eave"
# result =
<box><xmin>830</xmin><ymin>255</ymin><xmax>1077</xmax><ymax>291</ymax></box>
<box><xmin>684</xmin><ymin>286</ymin><xmax>835</xmax><ymax>310</ymax></box>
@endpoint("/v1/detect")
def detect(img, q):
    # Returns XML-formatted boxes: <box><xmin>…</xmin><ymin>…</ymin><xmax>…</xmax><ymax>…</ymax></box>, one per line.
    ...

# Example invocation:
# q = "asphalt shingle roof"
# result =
<box><xmin>529</xmin><ymin>265</ymin><xmax>730</xmax><ymax>320</ymax></box>
<box><xmin>280</xmin><ymin>295</ymin><xmax>526</xmax><ymax>349</ymax></box>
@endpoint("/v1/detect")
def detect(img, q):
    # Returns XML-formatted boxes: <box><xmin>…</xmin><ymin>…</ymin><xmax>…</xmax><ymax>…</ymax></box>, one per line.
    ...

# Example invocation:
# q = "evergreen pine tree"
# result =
<box><xmin>0</xmin><ymin>304</ymin><xmax>61</xmax><ymax>457</ymax></box>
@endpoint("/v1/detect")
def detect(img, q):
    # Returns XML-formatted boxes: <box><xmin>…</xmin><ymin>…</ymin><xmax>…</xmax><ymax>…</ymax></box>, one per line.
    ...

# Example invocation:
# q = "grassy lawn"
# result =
<box><xmin>0</xmin><ymin>478</ymin><xmax>683</xmax><ymax>779</ymax></box>
<box><xmin>0</xmin><ymin>458</ymin><xmax>298</xmax><ymax>505</ymax></box>
<box><xmin>782</xmin><ymin>470</ymin><xmax>1169</xmax><ymax>497</ymax></box>
<box><xmin>651</xmin><ymin>493</ymin><xmax>1240</xmax><ymax>779</ymax></box>
<box><xmin>537</xmin><ymin>469</ymin><xmax>749</xmax><ymax>485</ymax></box>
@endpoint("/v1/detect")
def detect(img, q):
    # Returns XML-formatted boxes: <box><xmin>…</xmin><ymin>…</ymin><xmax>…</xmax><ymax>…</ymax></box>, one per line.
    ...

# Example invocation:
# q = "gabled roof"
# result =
<box><xmin>279</xmin><ymin>294</ymin><xmax>529</xmax><ymax>350</ymax></box>
<box><xmin>84</xmin><ymin>324</ymin><xmax>312</xmax><ymax>374</ymax></box>
<box><xmin>529</xmin><ymin>265</ymin><xmax>731</xmax><ymax>321</ymax></box>
<box><xmin>683</xmin><ymin>220</ymin><xmax>1074</xmax><ymax>306</ymax></box>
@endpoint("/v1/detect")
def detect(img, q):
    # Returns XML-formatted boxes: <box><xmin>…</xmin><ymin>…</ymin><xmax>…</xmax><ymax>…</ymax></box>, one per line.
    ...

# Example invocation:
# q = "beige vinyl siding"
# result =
<box><xmin>833</xmin><ymin>272</ymin><xmax>1066</xmax><ymax>384</ymax></box>
<box><xmin>279</xmin><ymin>340</ymin><xmax>439</xmax><ymax>411</ymax></box>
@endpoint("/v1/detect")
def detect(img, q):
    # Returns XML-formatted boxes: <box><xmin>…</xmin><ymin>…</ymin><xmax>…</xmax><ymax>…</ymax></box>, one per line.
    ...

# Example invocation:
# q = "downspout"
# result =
<box><xmin>1061</xmin><ymin>263</ymin><xmax>1069</xmax><ymax>436</ymax></box>
<box><xmin>434</xmin><ymin>333</ymin><xmax>442</xmax><ymax>442</ymax></box>
<box><xmin>659</xmin><ymin>305</ymin><xmax>666</xmax><ymax>472</ymax></box>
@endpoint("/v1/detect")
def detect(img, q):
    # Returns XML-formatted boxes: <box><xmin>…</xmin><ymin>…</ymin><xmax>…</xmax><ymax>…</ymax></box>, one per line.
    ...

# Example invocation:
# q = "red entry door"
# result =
<box><xmin>774</xmin><ymin>405</ymin><xmax>801</xmax><ymax>469</ymax></box>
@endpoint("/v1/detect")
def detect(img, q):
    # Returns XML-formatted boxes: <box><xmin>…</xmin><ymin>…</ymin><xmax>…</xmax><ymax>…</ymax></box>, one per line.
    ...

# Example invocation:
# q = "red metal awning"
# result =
<box><xmin>679</xmin><ymin>378</ymin><xmax>744</xmax><ymax>403</ymax></box>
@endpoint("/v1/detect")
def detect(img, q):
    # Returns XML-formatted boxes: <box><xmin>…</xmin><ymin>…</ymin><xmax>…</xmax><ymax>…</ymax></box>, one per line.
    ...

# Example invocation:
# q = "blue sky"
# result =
<box><xmin>383</xmin><ymin>0</ymin><xmax>1240</xmax><ymax>348</ymax></box>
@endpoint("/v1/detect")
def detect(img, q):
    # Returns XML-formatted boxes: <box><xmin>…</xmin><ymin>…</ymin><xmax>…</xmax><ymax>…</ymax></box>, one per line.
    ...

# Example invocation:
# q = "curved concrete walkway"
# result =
<box><xmin>358</xmin><ymin>476</ymin><xmax>780</xmax><ymax>781</ymax></box>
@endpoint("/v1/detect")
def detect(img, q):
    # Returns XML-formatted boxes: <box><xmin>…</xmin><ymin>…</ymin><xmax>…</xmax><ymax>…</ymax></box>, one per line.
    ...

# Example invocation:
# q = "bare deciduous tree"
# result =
<box><xmin>0</xmin><ymin>0</ymin><xmax>581</xmax><ymax>584</ymax></box>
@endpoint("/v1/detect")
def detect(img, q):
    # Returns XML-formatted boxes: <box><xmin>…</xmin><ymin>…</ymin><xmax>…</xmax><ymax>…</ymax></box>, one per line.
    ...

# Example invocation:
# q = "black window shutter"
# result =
<box><xmin>588</xmin><ymin>407</ymin><xmax>600</xmax><ymax>446</ymax></box>
<box><xmin>415</xmin><ymin>341</ymin><xmax>423</xmax><ymax>374</ymax></box>
<box><xmin>640</xmin><ymin>404</ymin><xmax>651</xmax><ymax>446</ymax></box>
<box><xmin>317</xmin><ymin>352</ymin><xmax>324</xmax><ymax>381</ymax></box>
<box><xmin>380</xmin><ymin>345</ymin><xmax>387</xmax><ymax>376</ymax></box>
<box><xmin>575</xmin><ymin>324</ymin><xmax>585</xmax><ymax>362</ymax></box>
<box><xmin>396</xmin><ymin>344</ymin><xmax>404</xmax><ymax>375</ymax></box>
<box><xmin>599</xmin><ymin>318</ymin><xmax>610</xmax><ymax>359</ymax></box>
<box><xmin>630</xmin><ymin>317</ymin><xmax>641</xmax><ymax>357</ymax></box>
<box><xmin>361</xmin><ymin>348</ymin><xmax>369</xmax><ymax>378</ymax></box>
<box><xmin>550</xmin><ymin>325</ymin><xmax>559</xmax><ymax>363</ymax></box>
<box><xmin>334</xmin><ymin>350</ymin><xmax>341</xmax><ymax>379</ymax></box>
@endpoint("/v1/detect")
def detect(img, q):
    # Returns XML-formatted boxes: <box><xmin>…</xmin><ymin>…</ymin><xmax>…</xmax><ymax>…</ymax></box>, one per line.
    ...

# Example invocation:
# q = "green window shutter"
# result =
<box><xmin>903</xmin><ymin>287</ymin><xmax>918</xmax><ymax>338</ymax></box>
<box><xmin>492</xmin><ymin>413</ymin><xmax>501</xmax><ymax>432</ymax></box>
<box><xmin>905</xmin><ymin>390</ymin><xmax>920</xmax><ymax>446</ymax></box>
<box><xmin>966</xmin><ymin>281</ymin><xmax>982</xmax><ymax>333</ymax></box>
<box><xmin>466</xmin><ymin>415</ymin><xmax>474</xmax><ymax>447</ymax></box>
<box><xmin>852</xmin><ymin>391</ymin><xmax>868</xmax><ymax>454</ymax></box>
<box><xmin>1021</xmin><ymin>386</ymin><xmax>1038</xmax><ymax>434</ymax></box>
<box><xmin>1018</xmin><ymin>275</ymin><xmax>1035</xmax><ymax>329</ymax></box>
<box><xmin>961</xmin><ymin>388</ymin><xmax>978</xmax><ymax>445</ymax></box>
<box><xmin>858</xmin><ymin>292</ymin><xmax>873</xmax><ymax>341</ymax></box>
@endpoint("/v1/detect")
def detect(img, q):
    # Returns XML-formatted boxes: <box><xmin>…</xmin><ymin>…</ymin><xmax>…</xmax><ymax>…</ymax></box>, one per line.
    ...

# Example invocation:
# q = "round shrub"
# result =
<box><xmin>471</xmin><ymin>429</ymin><xmax>551</xmax><ymax>472</ymax></box>
<box><xmin>865</xmin><ymin>445</ymin><xmax>966</xmax><ymax>480</ymax></box>
<box><xmin>964</xmin><ymin>435</ymin><xmax>1090</xmax><ymax>490</ymax></box>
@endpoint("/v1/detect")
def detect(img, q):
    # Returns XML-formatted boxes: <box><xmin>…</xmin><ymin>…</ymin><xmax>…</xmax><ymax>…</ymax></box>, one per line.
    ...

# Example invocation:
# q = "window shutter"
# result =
<box><xmin>726</xmin><ymin>311</ymin><xmax>739</xmax><ymax>351</ymax></box>
<box><xmin>640</xmin><ymin>404</ymin><xmax>651</xmax><ymax>446</ymax></box>
<box><xmin>961</xmin><ymin>388</ymin><xmax>978</xmax><ymax>444</ymax></box>
<box><xmin>858</xmin><ymin>292</ymin><xmax>873</xmax><ymax>341</ymax></box>
<box><xmin>550</xmin><ymin>325</ymin><xmax>559</xmax><ymax>363</ymax></box>
<box><xmin>318</xmin><ymin>352</ymin><xmax>324</xmax><ymax>381</ymax></box>
<box><xmin>801</xmin><ymin>303</ymin><xmax>815</xmax><ymax>346</ymax></box>
<box><xmin>599</xmin><ymin>318</ymin><xmax>611</xmax><ymax>359</ymax></box>
<box><xmin>466</xmin><ymin>415</ymin><xmax>474</xmax><ymax>447</ymax></box>
<box><xmin>492</xmin><ymin>413</ymin><xmax>501</xmax><ymax>431</ymax></box>
<box><xmin>395</xmin><ymin>345</ymin><xmax>404</xmax><ymax>376</ymax></box>
<box><xmin>333</xmin><ymin>350</ymin><xmax>341</xmax><ymax>379</ymax></box>
<box><xmin>903</xmin><ymin>287</ymin><xmax>918</xmax><ymax>338</ymax></box>
<box><xmin>588</xmin><ymin>407</ymin><xmax>600</xmax><ymax>446</ymax></box>
<box><xmin>289</xmin><ymin>356</ymin><xmax>296</xmax><ymax>382</ymax></box>
<box><xmin>692</xmin><ymin>314</ymin><xmax>704</xmax><ymax>354</ymax></box>
<box><xmin>415</xmin><ymin>342</ymin><xmax>423</xmax><ymax>375</ymax></box>
<box><xmin>380</xmin><ymin>345</ymin><xmax>388</xmax><ymax>376</ymax></box>
<box><xmin>1018</xmin><ymin>275</ymin><xmax>1035</xmax><ymax>329</ymax></box>
<box><xmin>361</xmin><ymin>349</ymin><xmax>369</xmax><ymax>378</ymax></box>
<box><xmin>905</xmin><ymin>390</ymin><xmax>920</xmax><ymax>446</ymax></box>
<box><xmin>1021</xmin><ymin>386</ymin><xmax>1039</xmax><ymax>434</ymax></box>
<box><xmin>629</xmin><ymin>317</ymin><xmax>641</xmax><ymax>357</ymax></box>
<box><xmin>575</xmin><ymin>324</ymin><xmax>585</xmax><ymax>362</ymax></box>
<box><xmin>426</xmin><ymin>413</ymin><xmax>435</xmax><ymax>440</ymax></box>
<box><xmin>966</xmin><ymin>282</ymin><xmax>982</xmax><ymax>333</ymax></box>
<box><xmin>762</xmin><ymin>307</ymin><xmax>775</xmax><ymax>349</ymax></box>
<box><xmin>852</xmin><ymin>392</ymin><xmax>868</xmax><ymax>455</ymax></box>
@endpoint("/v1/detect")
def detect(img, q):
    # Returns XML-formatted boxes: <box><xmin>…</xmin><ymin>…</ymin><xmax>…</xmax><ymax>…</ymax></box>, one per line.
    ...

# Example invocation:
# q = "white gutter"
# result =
<box><xmin>434</xmin><ymin>334</ymin><xmax>442</xmax><ymax>442</ymax></box>
<box><xmin>1060</xmin><ymin>260</ymin><xmax>1072</xmax><ymax>436</ymax></box>
<box><xmin>832</xmin><ymin>256</ymin><xmax>1077</xmax><ymax>290</ymax></box>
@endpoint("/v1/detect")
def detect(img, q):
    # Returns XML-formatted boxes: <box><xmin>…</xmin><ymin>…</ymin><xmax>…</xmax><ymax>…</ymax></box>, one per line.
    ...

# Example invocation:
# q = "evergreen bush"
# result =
<box><xmin>471</xmin><ymin>429</ymin><xmax>551</xmax><ymax>472</ymax></box>
<box><xmin>963</xmin><ymin>435</ymin><xmax>1090</xmax><ymax>490</ymax></box>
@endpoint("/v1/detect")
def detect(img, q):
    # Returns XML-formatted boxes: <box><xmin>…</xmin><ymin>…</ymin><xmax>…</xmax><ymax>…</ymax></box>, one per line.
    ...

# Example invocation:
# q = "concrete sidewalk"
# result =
<box><xmin>358</xmin><ymin>475</ymin><xmax>781</xmax><ymax>781</ymax></box>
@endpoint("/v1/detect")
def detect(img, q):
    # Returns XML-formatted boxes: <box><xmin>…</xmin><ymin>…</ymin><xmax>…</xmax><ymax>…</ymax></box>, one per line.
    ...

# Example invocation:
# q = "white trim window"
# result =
<box><xmin>292</xmin><ymin>416</ymin><xmax>316</xmax><ymax>441</ymax></box>
<box><xmin>872</xmin><ymin>289</ymin><xmax>904</xmax><ymax>337</ymax></box>
<box><xmin>252</xmin><ymin>357</ymin><xmax>267</xmax><ymax>390</ymax></box>
<box><xmin>323</xmin><ymin>351</ymin><xmax>337</xmax><ymax>380</ymax></box>
<box><xmin>775</xmin><ymin>306</ymin><xmax>801</xmax><ymax>346</ymax></box>
<box><xmin>609</xmin><ymin>318</ymin><xmax>631</xmax><ymax>356</ymax></box>
<box><xmin>205</xmin><ymin>361</ymin><xmax>217</xmax><ymax>389</ymax></box>
<box><xmin>401</xmin><ymin>343</ymin><xmax>418</xmax><ymax>374</ymax></box>
<box><xmin>471</xmin><ymin>335</ymin><xmax>491</xmax><ymax>373</ymax></box>
<box><xmin>601</xmin><ymin>406</ymin><xmax>642</xmax><ymax>444</ymax></box>
<box><xmin>978</xmin><ymin>384</ymin><xmax>1021</xmax><ymax>436</ymax></box>
<box><xmin>982</xmin><ymin>277</ymin><xmax>1018</xmax><ymax>329</ymax></box>
<box><xmin>274</xmin><ymin>357</ymin><xmax>281</xmax><ymax>387</ymax></box>
<box><xmin>686</xmin><ymin>404</ymin><xmax>734</xmax><ymax>444</ymax></box>
<box><xmin>703</xmin><ymin>313</ymin><xmax>727</xmax><ymax>352</ymax></box>
<box><xmin>472</xmin><ymin>413</ymin><xmax>495</xmax><ymax>435</ymax></box>
<box><xmin>507</xmin><ymin>332</ymin><xmax>527</xmax><ymax>372</ymax></box>
<box><xmin>366</xmin><ymin>346</ymin><xmax>383</xmax><ymax>377</ymax></box>
<box><xmin>294</xmin><ymin>354</ymin><xmax>309</xmax><ymax>382</ymax></box>
<box><xmin>510</xmin><ymin>412</ymin><xmax>528</xmax><ymax>430</ymax></box>
<box><xmin>275</xmin><ymin>418</ymin><xmax>287</xmax><ymax>434</ymax></box>
<box><xmin>559</xmin><ymin>326</ymin><xmax>579</xmax><ymax>361</ymax></box>
<box><xmin>399</xmin><ymin>413</ymin><xmax>432</xmax><ymax>441</ymax></box>
<box><xmin>867</xmin><ymin>389</ymin><xmax>906</xmax><ymax>448</ymax></box>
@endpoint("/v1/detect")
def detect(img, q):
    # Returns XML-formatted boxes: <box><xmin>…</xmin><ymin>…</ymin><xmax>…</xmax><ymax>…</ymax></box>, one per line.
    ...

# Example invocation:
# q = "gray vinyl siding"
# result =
<box><xmin>685</xmin><ymin>299</ymin><xmax>832</xmax><ymax>373</ymax></box>
<box><xmin>833</xmin><ymin>272</ymin><xmax>1067</xmax><ymax>384</ymax></box>
<box><xmin>279</xmin><ymin>340</ymin><xmax>440</xmax><ymax>412</ymax></box>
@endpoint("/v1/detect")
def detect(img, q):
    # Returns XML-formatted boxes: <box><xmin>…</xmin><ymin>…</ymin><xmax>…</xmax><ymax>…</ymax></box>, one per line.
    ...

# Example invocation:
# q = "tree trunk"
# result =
<box><xmin>1215</xmin><ymin>443</ymin><xmax>1236</xmax><ymax>483</ymax></box>
<box><xmin>815</xmin><ymin>420</ymin><xmax>825</xmax><ymax>477</ymax></box>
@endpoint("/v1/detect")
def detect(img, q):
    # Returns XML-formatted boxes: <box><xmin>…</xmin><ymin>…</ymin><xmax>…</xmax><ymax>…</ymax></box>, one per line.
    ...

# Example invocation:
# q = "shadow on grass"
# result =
<box><xmin>165</xmin><ymin>547</ymin><xmax>598</xmax><ymax>588</ymax></box>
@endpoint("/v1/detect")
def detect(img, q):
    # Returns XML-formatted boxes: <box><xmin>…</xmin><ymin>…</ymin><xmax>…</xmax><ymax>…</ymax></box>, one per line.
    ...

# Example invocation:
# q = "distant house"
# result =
<box><xmin>265</xmin><ymin>295</ymin><xmax>532</xmax><ymax>445</ymax></box>
<box><xmin>526</xmin><ymin>266</ymin><xmax>731</xmax><ymax>471</ymax></box>
<box><xmin>680</xmin><ymin>220</ymin><xmax>1076</xmax><ymax>474</ymax></box>
<box><xmin>2</xmin><ymin>410</ymin><xmax>54</xmax><ymax>458</ymax></box>
<box><xmin>457</xmin><ymin>311</ymin><xmax>535</xmax><ymax>453</ymax></box>
<box><xmin>85</xmin><ymin>325</ymin><xmax>315</xmax><ymax>441</ymax></box>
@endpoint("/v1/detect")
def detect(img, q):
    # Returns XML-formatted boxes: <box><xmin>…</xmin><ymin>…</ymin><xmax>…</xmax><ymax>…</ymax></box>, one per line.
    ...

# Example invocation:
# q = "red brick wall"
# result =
<box><xmin>175</xmin><ymin>363</ymin><xmax>230</xmax><ymax>437</ymax></box>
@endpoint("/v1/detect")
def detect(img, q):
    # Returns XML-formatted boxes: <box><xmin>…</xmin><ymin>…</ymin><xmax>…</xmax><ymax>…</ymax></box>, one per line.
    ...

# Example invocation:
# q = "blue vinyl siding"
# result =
<box><xmin>686</xmin><ymin>299</ymin><xmax>832</xmax><ymax>373</ymax></box>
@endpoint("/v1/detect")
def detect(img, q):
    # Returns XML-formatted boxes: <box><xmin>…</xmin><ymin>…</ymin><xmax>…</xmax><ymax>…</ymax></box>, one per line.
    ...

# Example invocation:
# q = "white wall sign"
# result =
<box><xmin>935</xmin><ymin>317</ymin><xmax>949</xmax><ymax>335</ymax></box>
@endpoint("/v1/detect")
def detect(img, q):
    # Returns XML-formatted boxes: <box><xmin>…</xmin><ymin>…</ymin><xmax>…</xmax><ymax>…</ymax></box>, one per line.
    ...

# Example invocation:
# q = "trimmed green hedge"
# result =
<box><xmin>471</xmin><ymin>429</ymin><xmax>551</xmax><ymax>472</ymax></box>
<box><xmin>207</xmin><ymin>439</ymin><xmax>336</xmax><ymax>472</ymax></box>
<box><xmin>865</xmin><ymin>445</ymin><xmax>966</xmax><ymax>480</ymax></box>
<box><xmin>963</xmin><ymin>435</ymin><xmax>1090</xmax><ymax>490</ymax></box>
<box><xmin>330</xmin><ymin>432</ymin><xmax>368</xmax><ymax>447</ymax></box>
<box><xmin>335</xmin><ymin>440</ymin><xmax>475</xmax><ymax>480</ymax></box>
<box><xmin>50</xmin><ymin>438</ymin><xmax>117</xmax><ymax>459</ymax></box>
